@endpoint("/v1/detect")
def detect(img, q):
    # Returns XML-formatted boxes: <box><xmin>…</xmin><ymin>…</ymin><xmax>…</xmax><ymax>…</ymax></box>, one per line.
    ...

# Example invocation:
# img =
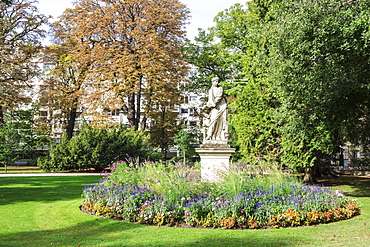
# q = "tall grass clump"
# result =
<box><xmin>104</xmin><ymin>157</ymin><xmax>218</xmax><ymax>204</ymax></box>
<box><xmin>220</xmin><ymin>161</ymin><xmax>289</xmax><ymax>197</ymax></box>
<box><xmin>81</xmin><ymin>159</ymin><xmax>360</xmax><ymax>229</ymax></box>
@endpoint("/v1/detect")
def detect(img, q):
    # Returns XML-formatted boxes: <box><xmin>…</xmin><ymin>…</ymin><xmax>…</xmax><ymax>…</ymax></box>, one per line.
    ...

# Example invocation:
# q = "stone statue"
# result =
<box><xmin>203</xmin><ymin>77</ymin><xmax>228</xmax><ymax>145</ymax></box>
<box><xmin>196</xmin><ymin>76</ymin><xmax>235</xmax><ymax>181</ymax></box>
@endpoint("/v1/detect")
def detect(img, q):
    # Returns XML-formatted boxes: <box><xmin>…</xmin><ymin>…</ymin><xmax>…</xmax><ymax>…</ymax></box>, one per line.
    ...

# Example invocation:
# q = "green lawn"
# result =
<box><xmin>0</xmin><ymin>175</ymin><xmax>369</xmax><ymax>247</ymax></box>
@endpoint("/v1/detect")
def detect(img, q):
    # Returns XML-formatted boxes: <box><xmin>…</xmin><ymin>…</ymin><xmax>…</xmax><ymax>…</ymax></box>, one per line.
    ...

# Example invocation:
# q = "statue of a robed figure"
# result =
<box><xmin>196</xmin><ymin>76</ymin><xmax>235</xmax><ymax>181</ymax></box>
<box><xmin>203</xmin><ymin>77</ymin><xmax>228</xmax><ymax>145</ymax></box>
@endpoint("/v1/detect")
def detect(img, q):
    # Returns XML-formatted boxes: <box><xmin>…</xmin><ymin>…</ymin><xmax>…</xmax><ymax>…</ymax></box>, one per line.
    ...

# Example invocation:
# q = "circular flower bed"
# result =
<box><xmin>81</xmin><ymin>160</ymin><xmax>360</xmax><ymax>229</ymax></box>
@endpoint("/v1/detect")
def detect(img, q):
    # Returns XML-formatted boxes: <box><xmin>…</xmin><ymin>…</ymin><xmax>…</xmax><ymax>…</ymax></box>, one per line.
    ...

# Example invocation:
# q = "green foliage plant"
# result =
<box><xmin>38</xmin><ymin>125</ymin><xmax>154</xmax><ymax>172</ymax></box>
<box><xmin>184</xmin><ymin>0</ymin><xmax>370</xmax><ymax>183</ymax></box>
<box><xmin>0</xmin><ymin>108</ymin><xmax>50</xmax><ymax>171</ymax></box>
<box><xmin>212</xmin><ymin>1</ymin><xmax>281</xmax><ymax>165</ymax></box>
<box><xmin>173</xmin><ymin>126</ymin><xmax>201</xmax><ymax>165</ymax></box>
<box><xmin>182</xmin><ymin>1</ymin><xmax>282</xmax><ymax>167</ymax></box>
<box><xmin>266</xmin><ymin>0</ymin><xmax>370</xmax><ymax>181</ymax></box>
<box><xmin>0</xmin><ymin>120</ymin><xmax>20</xmax><ymax>171</ymax></box>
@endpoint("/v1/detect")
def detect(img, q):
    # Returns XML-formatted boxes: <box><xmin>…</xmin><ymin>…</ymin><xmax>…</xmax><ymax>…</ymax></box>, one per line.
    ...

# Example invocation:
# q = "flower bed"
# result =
<box><xmin>81</xmin><ymin>160</ymin><xmax>360</xmax><ymax>229</ymax></box>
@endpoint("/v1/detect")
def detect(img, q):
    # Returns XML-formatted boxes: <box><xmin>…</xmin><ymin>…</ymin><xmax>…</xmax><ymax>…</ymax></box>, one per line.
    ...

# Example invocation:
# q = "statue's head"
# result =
<box><xmin>211</xmin><ymin>76</ymin><xmax>219</xmax><ymax>86</ymax></box>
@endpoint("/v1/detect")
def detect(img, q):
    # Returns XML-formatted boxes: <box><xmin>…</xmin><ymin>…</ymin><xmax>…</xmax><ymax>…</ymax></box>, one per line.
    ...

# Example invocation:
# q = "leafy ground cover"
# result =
<box><xmin>0</xmin><ymin>175</ymin><xmax>369</xmax><ymax>246</ymax></box>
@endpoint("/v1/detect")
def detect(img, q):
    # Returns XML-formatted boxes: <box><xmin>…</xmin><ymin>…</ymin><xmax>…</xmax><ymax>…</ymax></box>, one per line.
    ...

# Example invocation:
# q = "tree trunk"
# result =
<box><xmin>0</xmin><ymin>105</ymin><xmax>4</xmax><ymax>125</ymax></box>
<box><xmin>160</xmin><ymin>109</ymin><xmax>167</xmax><ymax>158</ymax></box>
<box><xmin>136</xmin><ymin>75</ymin><xmax>143</xmax><ymax>130</ymax></box>
<box><xmin>304</xmin><ymin>151</ymin><xmax>323</xmax><ymax>184</ymax></box>
<box><xmin>141</xmin><ymin>88</ymin><xmax>154</xmax><ymax>131</ymax></box>
<box><xmin>127</xmin><ymin>92</ymin><xmax>138</xmax><ymax>130</ymax></box>
<box><xmin>303</xmin><ymin>166</ymin><xmax>318</xmax><ymax>184</ymax></box>
<box><xmin>303</xmin><ymin>166</ymin><xmax>314</xmax><ymax>184</ymax></box>
<box><xmin>66</xmin><ymin>107</ymin><xmax>77</xmax><ymax>140</ymax></box>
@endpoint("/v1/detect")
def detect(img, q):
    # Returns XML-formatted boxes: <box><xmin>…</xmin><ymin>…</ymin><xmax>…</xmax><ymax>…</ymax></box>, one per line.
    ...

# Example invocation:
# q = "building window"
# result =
<box><xmin>354</xmin><ymin>151</ymin><xmax>361</xmax><ymax>159</ymax></box>
<box><xmin>111</xmin><ymin>109</ymin><xmax>120</xmax><ymax>116</ymax></box>
<box><xmin>40</xmin><ymin>111</ymin><xmax>48</xmax><ymax>118</ymax></box>
<box><xmin>190</xmin><ymin>121</ymin><xmax>197</xmax><ymax>126</ymax></box>
<box><xmin>180</xmin><ymin>108</ymin><xmax>188</xmax><ymax>114</ymax></box>
<box><xmin>190</xmin><ymin>96</ymin><xmax>197</xmax><ymax>101</ymax></box>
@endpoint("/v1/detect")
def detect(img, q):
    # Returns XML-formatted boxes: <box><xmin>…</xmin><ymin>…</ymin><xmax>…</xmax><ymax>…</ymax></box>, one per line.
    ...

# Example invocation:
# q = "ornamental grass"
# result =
<box><xmin>81</xmin><ymin>159</ymin><xmax>360</xmax><ymax>229</ymax></box>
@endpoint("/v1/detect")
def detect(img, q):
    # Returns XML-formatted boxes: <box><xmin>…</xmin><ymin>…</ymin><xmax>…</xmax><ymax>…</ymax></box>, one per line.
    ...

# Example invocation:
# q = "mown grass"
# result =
<box><xmin>0</xmin><ymin>175</ymin><xmax>369</xmax><ymax>247</ymax></box>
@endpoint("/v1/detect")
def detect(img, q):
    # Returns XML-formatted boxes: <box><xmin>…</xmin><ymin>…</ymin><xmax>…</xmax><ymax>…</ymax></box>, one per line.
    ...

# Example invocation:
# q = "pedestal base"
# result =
<box><xmin>196</xmin><ymin>147</ymin><xmax>235</xmax><ymax>182</ymax></box>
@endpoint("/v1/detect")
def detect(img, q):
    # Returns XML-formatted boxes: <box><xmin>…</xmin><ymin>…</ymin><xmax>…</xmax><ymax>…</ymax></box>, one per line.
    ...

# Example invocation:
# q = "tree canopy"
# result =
<box><xmin>184</xmin><ymin>0</ymin><xmax>370</xmax><ymax>181</ymax></box>
<box><xmin>0</xmin><ymin>0</ymin><xmax>49</xmax><ymax>123</ymax></box>
<box><xmin>268</xmin><ymin>0</ymin><xmax>370</xmax><ymax>179</ymax></box>
<box><xmin>50</xmin><ymin>0</ymin><xmax>190</xmax><ymax>134</ymax></box>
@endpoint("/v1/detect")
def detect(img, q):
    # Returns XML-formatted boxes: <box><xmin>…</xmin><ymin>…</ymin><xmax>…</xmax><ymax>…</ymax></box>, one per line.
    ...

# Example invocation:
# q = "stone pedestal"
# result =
<box><xmin>196</xmin><ymin>145</ymin><xmax>235</xmax><ymax>182</ymax></box>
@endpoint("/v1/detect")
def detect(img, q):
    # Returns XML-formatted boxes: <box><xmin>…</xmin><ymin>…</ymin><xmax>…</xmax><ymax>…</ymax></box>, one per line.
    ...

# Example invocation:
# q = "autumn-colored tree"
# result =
<box><xmin>149</xmin><ymin>106</ymin><xmax>180</xmax><ymax>158</ymax></box>
<box><xmin>0</xmin><ymin>0</ymin><xmax>49</xmax><ymax>123</ymax></box>
<box><xmin>147</xmin><ymin>76</ymin><xmax>182</xmax><ymax>157</ymax></box>
<box><xmin>52</xmin><ymin>0</ymin><xmax>190</xmax><ymax>132</ymax></box>
<box><xmin>40</xmin><ymin>45</ymin><xmax>94</xmax><ymax>140</ymax></box>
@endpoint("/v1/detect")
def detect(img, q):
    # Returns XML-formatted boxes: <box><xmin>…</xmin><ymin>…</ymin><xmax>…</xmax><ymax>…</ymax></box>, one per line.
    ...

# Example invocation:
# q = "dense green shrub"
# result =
<box><xmin>38</xmin><ymin>125</ymin><xmax>156</xmax><ymax>172</ymax></box>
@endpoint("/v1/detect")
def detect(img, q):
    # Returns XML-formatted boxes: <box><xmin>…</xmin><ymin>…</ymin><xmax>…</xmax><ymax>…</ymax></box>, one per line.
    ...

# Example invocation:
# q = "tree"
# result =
<box><xmin>149</xmin><ymin>105</ymin><xmax>181</xmax><ymax>159</ymax></box>
<box><xmin>145</xmin><ymin>67</ymin><xmax>183</xmax><ymax>157</ymax></box>
<box><xmin>174</xmin><ymin>126</ymin><xmax>201</xmax><ymax>164</ymax></box>
<box><xmin>52</xmin><ymin>0</ymin><xmax>190</xmax><ymax>131</ymax></box>
<box><xmin>40</xmin><ymin>46</ymin><xmax>92</xmax><ymax>140</ymax></box>
<box><xmin>182</xmin><ymin>1</ymin><xmax>282</xmax><ymax>165</ymax></box>
<box><xmin>181</xmin><ymin>29</ymin><xmax>235</xmax><ymax>91</ymax></box>
<box><xmin>268</xmin><ymin>0</ymin><xmax>370</xmax><ymax>182</ymax></box>
<box><xmin>0</xmin><ymin>0</ymin><xmax>49</xmax><ymax>123</ymax></box>
<box><xmin>183</xmin><ymin>0</ymin><xmax>370</xmax><ymax>183</ymax></box>
<box><xmin>0</xmin><ymin>117</ymin><xmax>21</xmax><ymax>172</ymax></box>
<box><xmin>0</xmin><ymin>108</ymin><xmax>49</xmax><ymax>171</ymax></box>
<box><xmin>212</xmin><ymin>1</ymin><xmax>281</xmax><ymax>165</ymax></box>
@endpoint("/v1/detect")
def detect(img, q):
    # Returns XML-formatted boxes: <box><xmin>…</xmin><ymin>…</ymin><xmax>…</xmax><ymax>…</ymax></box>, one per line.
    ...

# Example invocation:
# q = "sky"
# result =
<box><xmin>36</xmin><ymin>0</ymin><xmax>247</xmax><ymax>43</ymax></box>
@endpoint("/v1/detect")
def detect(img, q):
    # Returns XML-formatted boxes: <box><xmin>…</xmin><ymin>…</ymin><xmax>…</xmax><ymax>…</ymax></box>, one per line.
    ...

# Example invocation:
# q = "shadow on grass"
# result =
<box><xmin>0</xmin><ymin>217</ymin><xmax>296</xmax><ymax>247</ymax></box>
<box><xmin>319</xmin><ymin>175</ymin><xmax>370</xmax><ymax>198</ymax></box>
<box><xmin>0</xmin><ymin>218</ymin><xmax>143</xmax><ymax>247</ymax></box>
<box><xmin>0</xmin><ymin>176</ymin><xmax>102</xmax><ymax>205</ymax></box>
